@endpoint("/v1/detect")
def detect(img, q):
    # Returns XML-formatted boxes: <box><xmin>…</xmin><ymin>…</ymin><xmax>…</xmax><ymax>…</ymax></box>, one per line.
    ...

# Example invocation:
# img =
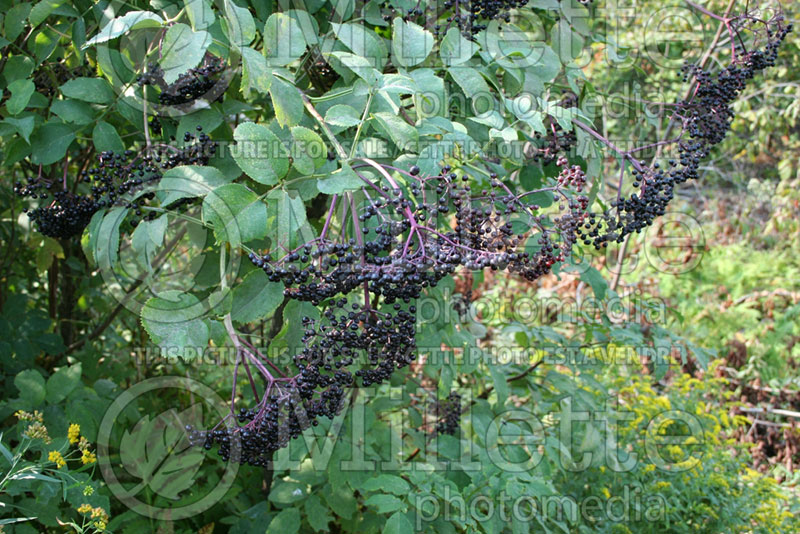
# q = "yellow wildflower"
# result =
<box><xmin>77</xmin><ymin>436</ymin><xmax>90</xmax><ymax>452</ymax></box>
<box><xmin>720</xmin><ymin>412</ymin><xmax>730</xmax><ymax>427</ymax></box>
<box><xmin>48</xmin><ymin>450</ymin><xmax>66</xmax><ymax>469</ymax></box>
<box><xmin>667</xmin><ymin>445</ymin><xmax>683</xmax><ymax>457</ymax></box>
<box><xmin>68</xmin><ymin>423</ymin><xmax>80</xmax><ymax>444</ymax></box>
<box><xmin>81</xmin><ymin>449</ymin><xmax>97</xmax><ymax>464</ymax></box>
<box><xmin>76</xmin><ymin>505</ymin><xmax>110</xmax><ymax>531</ymax></box>
<box><xmin>602</xmin><ymin>487</ymin><xmax>611</xmax><ymax>499</ymax></box>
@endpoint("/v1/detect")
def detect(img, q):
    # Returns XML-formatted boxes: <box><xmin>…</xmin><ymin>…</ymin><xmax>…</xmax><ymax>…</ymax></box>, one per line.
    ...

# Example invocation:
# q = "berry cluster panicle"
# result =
<box><xmin>195</xmin><ymin>157</ymin><xmax>588</xmax><ymax>464</ymax></box>
<box><xmin>191</xmin><ymin>9</ymin><xmax>788</xmax><ymax>466</ymax></box>
<box><xmin>16</xmin><ymin>129</ymin><xmax>215</xmax><ymax>238</ymax></box>
<box><xmin>435</xmin><ymin>391</ymin><xmax>462</xmax><ymax>436</ymax></box>
<box><xmin>578</xmin><ymin>15</ymin><xmax>791</xmax><ymax>249</ymax></box>
<box><xmin>137</xmin><ymin>55</ymin><xmax>225</xmax><ymax>106</ymax></box>
<box><xmin>531</xmin><ymin>124</ymin><xmax>578</xmax><ymax>165</ymax></box>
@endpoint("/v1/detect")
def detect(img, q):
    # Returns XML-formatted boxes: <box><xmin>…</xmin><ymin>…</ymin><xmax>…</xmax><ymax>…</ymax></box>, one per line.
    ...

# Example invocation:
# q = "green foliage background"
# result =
<box><xmin>0</xmin><ymin>0</ymin><xmax>798</xmax><ymax>532</ymax></box>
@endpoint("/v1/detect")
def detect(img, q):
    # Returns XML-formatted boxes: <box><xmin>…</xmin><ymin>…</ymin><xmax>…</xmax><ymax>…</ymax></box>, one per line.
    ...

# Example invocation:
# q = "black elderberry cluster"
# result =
<box><xmin>189</xmin><ymin>10</ymin><xmax>789</xmax><ymax>467</ymax></box>
<box><xmin>531</xmin><ymin>124</ymin><xmax>577</xmax><ymax>165</ymax></box>
<box><xmin>15</xmin><ymin>129</ymin><xmax>216</xmax><ymax>238</ymax></box>
<box><xmin>435</xmin><ymin>391</ymin><xmax>462</xmax><ymax>436</ymax></box>
<box><xmin>578</xmin><ymin>15</ymin><xmax>792</xmax><ymax>250</ymax></box>
<box><xmin>187</xmin><ymin>387</ymin><xmax>340</xmax><ymax>465</ymax></box>
<box><xmin>195</xmin><ymin>158</ymin><xmax>588</xmax><ymax>464</ymax></box>
<box><xmin>380</xmin><ymin>2</ymin><xmax>426</xmax><ymax>23</ymax></box>
<box><xmin>429</xmin><ymin>0</ymin><xmax>530</xmax><ymax>37</ymax></box>
<box><xmin>14</xmin><ymin>191</ymin><xmax>98</xmax><ymax>240</ymax></box>
<box><xmin>137</xmin><ymin>55</ymin><xmax>225</xmax><ymax>106</ymax></box>
<box><xmin>148</xmin><ymin>116</ymin><xmax>162</xmax><ymax>136</ymax></box>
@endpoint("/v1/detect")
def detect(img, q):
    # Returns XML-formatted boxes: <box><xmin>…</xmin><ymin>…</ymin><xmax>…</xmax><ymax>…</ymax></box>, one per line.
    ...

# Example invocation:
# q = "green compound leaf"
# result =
<box><xmin>223</xmin><ymin>0</ymin><xmax>255</xmax><ymax>47</ymax></box>
<box><xmin>158</xmin><ymin>164</ymin><xmax>231</xmax><ymax>205</ymax></box>
<box><xmin>231</xmin><ymin>270</ymin><xmax>284</xmax><ymax>324</ymax></box>
<box><xmin>263</xmin><ymin>13</ymin><xmax>306</xmax><ymax>66</ymax></box>
<box><xmin>31</xmin><ymin>122</ymin><xmax>76</xmax><ymax>165</ymax></box>
<box><xmin>391</xmin><ymin>18</ymin><xmax>433</xmax><ymax>67</ymax></box>
<box><xmin>202</xmin><ymin>183</ymin><xmax>267</xmax><ymax>246</ymax></box>
<box><xmin>359</xmin><ymin>474</ymin><xmax>411</xmax><ymax>495</ymax></box>
<box><xmin>364</xmin><ymin>493</ymin><xmax>407</xmax><ymax>514</ymax></box>
<box><xmin>159</xmin><ymin>23</ymin><xmax>211</xmax><ymax>84</ymax></box>
<box><xmin>231</xmin><ymin>122</ymin><xmax>290</xmax><ymax>185</ymax></box>
<box><xmin>6</xmin><ymin>79</ymin><xmax>35</xmax><ymax>115</ymax></box>
<box><xmin>241</xmin><ymin>46</ymin><xmax>272</xmax><ymax>97</ymax></box>
<box><xmin>440</xmin><ymin>27</ymin><xmax>478</xmax><ymax>66</ymax></box>
<box><xmin>84</xmin><ymin>11</ymin><xmax>163</xmax><ymax>48</ymax></box>
<box><xmin>270</xmin><ymin>76</ymin><xmax>305</xmax><ymax>128</ymax></box>
<box><xmin>325</xmin><ymin>104</ymin><xmax>361</xmax><ymax>128</ymax></box>
<box><xmin>265</xmin><ymin>507</ymin><xmax>300</xmax><ymax>534</ymax></box>
<box><xmin>290</xmin><ymin>126</ymin><xmax>327</xmax><ymax>174</ymax></box>
<box><xmin>140</xmin><ymin>291</ymin><xmax>209</xmax><ymax>353</ymax></box>
<box><xmin>119</xmin><ymin>405</ymin><xmax>205</xmax><ymax>500</ymax></box>
<box><xmin>185</xmin><ymin>0</ymin><xmax>215</xmax><ymax>31</ymax></box>
<box><xmin>372</xmin><ymin>112</ymin><xmax>418</xmax><ymax>152</ymax></box>
<box><xmin>59</xmin><ymin>77</ymin><xmax>115</xmax><ymax>104</ymax></box>
<box><xmin>383</xmin><ymin>512</ymin><xmax>413</xmax><ymax>534</ymax></box>
<box><xmin>318</xmin><ymin>163</ymin><xmax>364</xmax><ymax>194</ymax></box>
<box><xmin>266</xmin><ymin>188</ymin><xmax>309</xmax><ymax>249</ymax></box>
<box><xmin>92</xmin><ymin>121</ymin><xmax>124</xmax><ymax>153</ymax></box>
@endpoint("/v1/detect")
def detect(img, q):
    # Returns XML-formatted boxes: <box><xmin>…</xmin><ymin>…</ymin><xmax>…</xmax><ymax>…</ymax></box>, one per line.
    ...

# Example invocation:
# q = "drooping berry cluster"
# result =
<box><xmin>531</xmin><ymin>124</ymin><xmax>577</xmax><ymax>165</ymax></box>
<box><xmin>427</xmin><ymin>0</ymin><xmax>592</xmax><ymax>38</ymax></box>
<box><xmin>578</xmin><ymin>14</ymin><xmax>792</xmax><ymax>249</ymax></box>
<box><xmin>15</xmin><ymin>129</ymin><xmax>215</xmax><ymax>238</ymax></box>
<box><xmin>435</xmin><ymin>391</ymin><xmax>462</xmax><ymax>436</ymax></box>
<box><xmin>192</xmin><ymin>8</ymin><xmax>789</xmax><ymax>467</ymax></box>
<box><xmin>15</xmin><ymin>191</ymin><xmax>98</xmax><ymax>240</ymax></box>
<box><xmin>137</xmin><ymin>55</ymin><xmax>225</xmax><ymax>106</ymax></box>
<box><xmin>380</xmin><ymin>2</ymin><xmax>426</xmax><ymax>24</ymax></box>
<box><xmin>450</xmin><ymin>0</ymin><xmax>530</xmax><ymax>35</ymax></box>
<box><xmin>196</xmin><ymin>157</ymin><xmax>588</xmax><ymax>464</ymax></box>
<box><xmin>440</xmin><ymin>0</ymin><xmax>602</xmax><ymax>37</ymax></box>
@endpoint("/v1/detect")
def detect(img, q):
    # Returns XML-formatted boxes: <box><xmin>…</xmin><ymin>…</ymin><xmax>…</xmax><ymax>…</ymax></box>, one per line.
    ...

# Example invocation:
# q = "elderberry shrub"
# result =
<box><xmin>137</xmin><ymin>55</ymin><xmax>225</xmax><ymax>106</ymax></box>
<box><xmin>578</xmin><ymin>15</ymin><xmax>792</xmax><ymax>250</ymax></box>
<box><xmin>15</xmin><ymin>129</ymin><xmax>216</xmax><ymax>238</ymax></box>
<box><xmin>190</xmin><ymin>10</ymin><xmax>790</xmax><ymax>468</ymax></box>
<box><xmin>435</xmin><ymin>391</ymin><xmax>462</xmax><ymax>436</ymax></box>
<box><xmin>193</xmin><ymin>157</ymin><xmax>589</xmax><ymax>464</ymax></box>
